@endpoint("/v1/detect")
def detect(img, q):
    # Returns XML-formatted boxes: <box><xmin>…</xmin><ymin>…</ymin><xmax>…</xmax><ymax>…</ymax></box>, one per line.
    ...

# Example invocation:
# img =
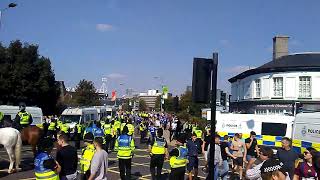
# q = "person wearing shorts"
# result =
<box><xmin>230</xmin><ymin>133</ymin><xmax>247</xmax><ymax>180</ymax></box>
<box><xmin>186</xmin><ymin>133</ymin><xmax>200</xmax><ymax>180</ymax></box>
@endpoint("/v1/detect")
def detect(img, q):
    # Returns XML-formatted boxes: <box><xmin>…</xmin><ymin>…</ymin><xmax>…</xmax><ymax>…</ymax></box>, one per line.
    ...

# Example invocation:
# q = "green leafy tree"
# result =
<box><xmin>179</xmin><ymin>91</ymin><xmax>207</xmax><ymax>117</ymax></box>
<box><xmin>73</xmin><ymin>79</ymin><xmax>99</xmax><ymax>106</ymax></box>
<box><xmin>0</xmin><ymin>40</ymin><xmax>59</xmax><ymax>114</ymax></box>
<box><xmin>139</xmin><ymin>99</ymin><xmax>147</xmax><ymax>111</ymax></box>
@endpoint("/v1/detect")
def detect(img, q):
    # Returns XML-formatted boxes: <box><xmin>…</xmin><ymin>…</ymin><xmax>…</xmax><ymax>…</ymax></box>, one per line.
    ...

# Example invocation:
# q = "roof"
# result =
<box><xmin>228</xmin><ymin>53</ymin><xmax>320</xmax><ymax>83</ymax></box>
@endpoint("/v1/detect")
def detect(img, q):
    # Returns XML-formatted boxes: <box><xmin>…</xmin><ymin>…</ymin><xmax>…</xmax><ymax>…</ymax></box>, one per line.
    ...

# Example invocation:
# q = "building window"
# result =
<box><xmin>299</xmin><ymin>76</ymin><xmax>311</xmax><ymax>98</ymax></box>
<box><xmin>268</xmin><ymin>109</ymin><xmax>283</xmax><ymax>115</ymax></box>
<box><xmin>255</xmin><ymin>79</ymin><xmax>261</xmax><ymax>98</ymax></box>
<box><xmin>273</xmin><ymin>77</ymin><xmax>283</xmax><ymax>97</ymax></box>
<box><xmin>255</xmin><ymin>109</ymin><xmax>267</xmax><ymax>115</ymax></box>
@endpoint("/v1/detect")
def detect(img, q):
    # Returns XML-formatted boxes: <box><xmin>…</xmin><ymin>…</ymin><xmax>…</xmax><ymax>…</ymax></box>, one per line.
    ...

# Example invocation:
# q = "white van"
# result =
<box><xmin>0</xmin><ymin>105</ymin><xmax>43</xmax><ymax>125</ymax></box>
<box><xmin>292</xmin><ymin>112</ymin><xmax>320</xmax><ymax>153</ymax></box>
<box><xmin>60</xmin><ymin>107</ymin><xmax>98</xmax><ymax>126</ymax></box>
<box><xmin>214</xmin><ymin>111</ymin><xmax>295</xmax><ymax>147</ymax></box>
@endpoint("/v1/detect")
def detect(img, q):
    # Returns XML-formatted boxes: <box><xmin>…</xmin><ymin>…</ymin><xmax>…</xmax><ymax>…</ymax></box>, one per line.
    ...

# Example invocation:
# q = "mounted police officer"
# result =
<box><xmin>34</xmin><ymin>138</ymin><xmax>61</xmax><ymax>180</ymax></box>
<box><xmin>15</xmin><ymin>102</ymin><xmax>33</xmax><ymax>131</ymax></box>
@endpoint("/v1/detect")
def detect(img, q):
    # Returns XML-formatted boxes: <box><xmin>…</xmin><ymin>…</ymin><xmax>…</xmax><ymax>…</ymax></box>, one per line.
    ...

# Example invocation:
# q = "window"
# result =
<box><xmin>261</xmin><ymin>122</ymin><xmax>287</xmax><ymax>136</ymax></box>
<box><xmin>299</xmin><ymin>76</ymin><xmax>311</xmax><ymax>98</ymax></box>
<box><xmin>273</xmin><ymin>77</ymin><xmax>283</xmax><ymax>97</ymax></box>
<box><xmin>255</xmin><ymin>109</ymin><xmax>267</xmax><ymax>115</ymax></box>
<box><xmin>255</xmin><ymin>79</ymin><xmax>261</xmax><ymax>98</ymax></box>
<box><xmin>268</xmin><ymin>109</ymin><xmax>283</xmax><ymax>115</ymax></box>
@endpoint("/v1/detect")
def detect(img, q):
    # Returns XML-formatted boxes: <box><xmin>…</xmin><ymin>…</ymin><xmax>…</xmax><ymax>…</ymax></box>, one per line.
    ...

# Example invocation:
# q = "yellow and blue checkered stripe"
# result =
<box><xmin>217</xmin><ymin>132</ymin><xmax>320</xmax><ymax>153</ymax></box>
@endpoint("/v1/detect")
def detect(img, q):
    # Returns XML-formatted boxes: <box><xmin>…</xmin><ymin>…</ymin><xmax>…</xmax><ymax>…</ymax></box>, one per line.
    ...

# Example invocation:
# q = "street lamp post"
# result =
<box><xmin>153</xmin><ymin>76</ymin><xmax>164</xmax><ymax>112</ymax></box>
<box><xmin>0</xmin><ymin>3</ymin><xmax>17</xmax><ymax>29</ymax></box>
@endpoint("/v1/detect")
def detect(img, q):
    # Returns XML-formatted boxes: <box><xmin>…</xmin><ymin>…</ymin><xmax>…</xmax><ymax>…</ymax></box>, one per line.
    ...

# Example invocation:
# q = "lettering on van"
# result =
<box><xmin>222</xmin><ymin>123</ymin><xmax>242</xmax><ymax>129</ymax></box>
<box><xmin>307</xmin><ymin>129</ymin><xmax>320</xmax><ymax>134</ymax></box>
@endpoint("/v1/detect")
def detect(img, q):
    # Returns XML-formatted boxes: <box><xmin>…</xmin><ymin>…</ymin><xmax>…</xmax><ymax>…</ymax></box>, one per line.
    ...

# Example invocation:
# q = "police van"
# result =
<box><xmin>292</xmin><ymin>112</ymin><xmax>320</xmax><ymax>153</ymax></box>
<box><xmin>60</xmin><ymin>107</ymin><xmax>98</xmax><ymax>131</ymax></box>
<box><xmin>211</xmin><ymin>111</ymin><xmax>295</xmax><ymax>148</ymax></box>
<box><xmin>0</xmin><ymin>105</ymin><xmax>43</xmax><ymax>126</ymax></box>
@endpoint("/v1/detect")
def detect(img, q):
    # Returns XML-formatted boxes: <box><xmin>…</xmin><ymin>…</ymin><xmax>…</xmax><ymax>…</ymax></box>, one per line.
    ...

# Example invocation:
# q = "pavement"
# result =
<box><xmin>0</xmin><ymin>129</ymin><xmax>208</xmax><ymax>180</ymax></box>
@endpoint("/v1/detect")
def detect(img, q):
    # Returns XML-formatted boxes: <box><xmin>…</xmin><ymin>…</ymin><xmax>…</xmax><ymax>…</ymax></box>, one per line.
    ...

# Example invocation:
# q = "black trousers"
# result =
<box><xmin>150</xmin><ymin>154</ymin><xmax>165</xmax><ymax>180</ymax></box>
<box><xmin>119</xmin><ymin>158</ymin><xmax>131</xmax><ymax>180</ymax></box>
<box><xmin>105</xmin><ymin>134</ymin><xmax>112</xmax><ymax>151</ymax></box>
<box><xmin>169</xmin><ymin>167</ymin><xmax>185</xmax><ymax>180</ymax></box>
<box><xmin>109</xmin><ymin>136</ymin><xmax>115</xmax><ymax>150</ymax></box>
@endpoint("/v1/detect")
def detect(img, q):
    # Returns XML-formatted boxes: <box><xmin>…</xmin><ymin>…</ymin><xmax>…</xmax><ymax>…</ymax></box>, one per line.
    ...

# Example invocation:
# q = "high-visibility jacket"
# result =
<box><xmin>104</xmin><ymin>123</ymin><xmax>112</xmax><ymax>135</ymax></box>
<box><xmin>151</xmin><ymin>137</ymin><xmax>166</xmax><ymax>155</ymax></box>
<box><xmin>60</xmin><ymin>124</ymin><xmax>69</xmax><ymax>133</ymax></box>
<box><xmin>80</xmin><ymin>144</ymin><xmax>95</xmax><ymax>173</ymax></box>
<box><xmin>18</xmin><ymin>111</ymin><xmax>31</xmax><ymax>125</ymax></box>
<box><xmin>139</xmin><ymin>123</ymin><xmax>146</xmax><ymax>131</ymax></box>
<box><xmin>192</xmin><ymin>125</ymin><xmax>197</xmax><ymax>133</ymax></box>
<box><xmin>194</xmin><ymin>129</ymin><xmax>203</xmax><ymax>139</ymax></box>
<box><xmin>76</xmin><ymin>124</ymin><xmax>82</xmax><ymax>134</ymax></box>
<box><xmin>114</xmin><ymin>120</ymin><xmax>121</xmax><ymax>133</ymax></box>
<box><xmin>48</xmin><ymin>122</ymin><xmax>56</xmax><ymax>131</ymax></box>
<box><xmin>0</xmin><ymin>112</ymin><xmax>4</xmax><ymax>122</ymax></box>
<box><xmin>127</xmin><ymin>123</ymin><xmax>135</xmax><ymax>136</ymax></box>
<box><xmin>115</xmin><ymin>134</ymin><xmax>135</xmax><ymax>159</ymax></box>
<box><xmin>120</xmin><ymin>123</ymin><xmax>126</xmax><ymax>132</ymax></box>
<box><xmin>170</xmin><ymin>146</ymin><xmax>188</xmax><ymax>169</ymax></box>
<box><xmin>34</xmin><ymin>152</ymin><xmax>59</xmax><ymax>180</ymax></box>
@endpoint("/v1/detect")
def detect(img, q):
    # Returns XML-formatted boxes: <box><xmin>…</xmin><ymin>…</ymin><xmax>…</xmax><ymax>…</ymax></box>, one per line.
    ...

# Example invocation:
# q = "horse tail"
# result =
<box><xmin>15</xmin><ymin>132</ymin><xmax>22</xmax><ymax>167</ymax></box>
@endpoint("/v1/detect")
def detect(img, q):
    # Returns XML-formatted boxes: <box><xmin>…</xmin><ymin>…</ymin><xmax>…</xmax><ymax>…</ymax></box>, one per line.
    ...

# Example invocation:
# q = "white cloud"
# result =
<box><xmin>225</xmin><ymin>65</ymin><xmax>256</xmax><ymax>74</ymax></box>
<box><xmin>107</xmin><ymin>73</ymin><xmax>126</xmax><ymax>79</ymax></box>
<box><xmin>96</xmin><ymin>24</ymin><xmax>115</xmax><ymax>32</ymax></box>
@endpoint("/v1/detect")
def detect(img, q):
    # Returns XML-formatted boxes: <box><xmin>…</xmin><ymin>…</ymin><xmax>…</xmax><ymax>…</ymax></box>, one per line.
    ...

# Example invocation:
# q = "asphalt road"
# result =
<box><xmin>0</xmin><ymin>130</ymin><xmax>208</xmax><ymax>180</ymax></box>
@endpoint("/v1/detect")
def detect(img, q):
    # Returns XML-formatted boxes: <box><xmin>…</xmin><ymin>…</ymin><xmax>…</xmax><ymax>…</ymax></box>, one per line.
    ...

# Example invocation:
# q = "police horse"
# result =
<box><xmin>0</xmin><ymin>127</ymin><xmax>22</xmax><ymax>173</ymax></box>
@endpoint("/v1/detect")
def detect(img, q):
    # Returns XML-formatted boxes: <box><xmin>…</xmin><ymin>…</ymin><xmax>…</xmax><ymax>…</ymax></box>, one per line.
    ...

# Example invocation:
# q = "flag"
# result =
<box><xmin>162</xmin><ymin>86</ymin><xmax>169</xmax><ymax>99</ymax></box>
<box><xmin>111</xmin><ymin>90</ymin><xmax>116</xmax><ymax>101</ymax></box>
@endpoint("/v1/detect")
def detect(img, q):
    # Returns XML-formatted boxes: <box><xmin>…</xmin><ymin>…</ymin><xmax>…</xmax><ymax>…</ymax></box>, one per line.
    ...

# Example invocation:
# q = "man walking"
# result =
<box><xmin>115</xmin><ymin>126</ymin><xmax>135</xmax><ymax>180</ymax></box>
<box><xmin>56</xmin><ymin>132</ymin><xmax>78</xmax><ymax>180</ymax></box>
<box><xmin>149</xmin><ymin>128</ymin><xmax>169</xmax><ymax>180</ymax></box>
<box><xmin>88</xmin><ymin>137</ymin><xmax>108</xmax><ymax>180</ymax></box>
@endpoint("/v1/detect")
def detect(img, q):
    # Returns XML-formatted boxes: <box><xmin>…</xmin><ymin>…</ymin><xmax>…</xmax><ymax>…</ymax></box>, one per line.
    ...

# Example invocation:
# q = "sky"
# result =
<box><xmin>1</xmin><ymin>0</ymin><xmax>320</xmax><ymax>96</ymax></box>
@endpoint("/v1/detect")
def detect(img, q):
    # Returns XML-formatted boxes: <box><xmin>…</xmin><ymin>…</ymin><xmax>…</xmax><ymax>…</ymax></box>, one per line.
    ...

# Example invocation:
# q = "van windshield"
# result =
<box><xmin>61</xmin><ymin>115</ymin><xmax>80</xmax><ymax>123</ymax></box>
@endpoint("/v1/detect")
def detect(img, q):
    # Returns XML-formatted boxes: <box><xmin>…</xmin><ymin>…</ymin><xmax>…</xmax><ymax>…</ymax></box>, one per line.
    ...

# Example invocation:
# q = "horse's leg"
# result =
<box><xmin>5</xmin><ymin>147</ymin><xmax>14</xmax><ymax>173</ymax></box>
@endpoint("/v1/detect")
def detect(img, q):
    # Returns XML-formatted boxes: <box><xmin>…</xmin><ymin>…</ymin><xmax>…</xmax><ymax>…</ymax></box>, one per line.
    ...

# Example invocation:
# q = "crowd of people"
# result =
<box><xmin>2</xmin><ymin>105</ymin><xmax>320</xmax><ymax>180</ymax></box>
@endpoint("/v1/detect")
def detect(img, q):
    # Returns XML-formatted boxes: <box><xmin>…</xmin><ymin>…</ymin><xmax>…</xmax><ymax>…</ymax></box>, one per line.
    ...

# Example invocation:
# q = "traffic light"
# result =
<box><xmin>173</xmin><ymin>96</ymin><xmax>179</xmax><ymax>112</ymax></box>
<box><xmin>192</xmin><ymin>58</ymin><xmax>212</xmax><ymax>103</ymax></box>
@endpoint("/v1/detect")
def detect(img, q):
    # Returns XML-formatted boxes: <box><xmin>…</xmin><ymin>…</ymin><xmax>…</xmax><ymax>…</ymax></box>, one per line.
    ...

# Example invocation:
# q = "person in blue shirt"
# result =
<box><xmin>34</xmin><ymin>138</ymin><xmax>61</xmax><ymax>180</ymax></box>
<box><xmin>186</xmin><ymin>133</ymin><xmax>202</xmax><ymax>180</ymax></box>
<box><xmin>149</xmin><ymin>123</ymin><xmax>157</xmax><ymax>143</ymax></box>
<box><xmin>93</xmin><ymin>121</ymin><xmax>106</xmax><ymax>150</ymax></box>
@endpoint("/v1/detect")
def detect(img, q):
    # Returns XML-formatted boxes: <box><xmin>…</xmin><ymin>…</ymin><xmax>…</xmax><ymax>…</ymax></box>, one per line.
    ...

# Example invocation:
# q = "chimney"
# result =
<box><xmin>273</xmin><ymin>36</ymin><xmax>289</xmax><ymax>60</ymax></box>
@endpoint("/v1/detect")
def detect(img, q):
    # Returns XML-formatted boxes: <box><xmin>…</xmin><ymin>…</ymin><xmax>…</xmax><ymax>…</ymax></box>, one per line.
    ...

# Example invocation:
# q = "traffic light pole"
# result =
<box><xmin>208</xmin><ymin>53</ymin><xmax>218</xmax><ymax>180</ymax></box>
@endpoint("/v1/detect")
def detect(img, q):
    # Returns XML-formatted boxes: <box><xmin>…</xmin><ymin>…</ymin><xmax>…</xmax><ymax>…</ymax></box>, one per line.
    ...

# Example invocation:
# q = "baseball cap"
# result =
<box><xmin>83</xmin><ymin>132</ymin><xmax>94</xmax><ymax>142</ymax></box>
<box><xmin>260</xmin><ymin>159</ymin><xmax>287</xmax><ymax>175</ymax></box>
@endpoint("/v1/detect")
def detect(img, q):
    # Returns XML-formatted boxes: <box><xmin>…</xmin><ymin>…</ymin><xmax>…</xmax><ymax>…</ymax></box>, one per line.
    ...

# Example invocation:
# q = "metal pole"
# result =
<box><xmin>208</xmin><ymin>53</ymin><xmax>218</xmax><ymax>179</ymax></box>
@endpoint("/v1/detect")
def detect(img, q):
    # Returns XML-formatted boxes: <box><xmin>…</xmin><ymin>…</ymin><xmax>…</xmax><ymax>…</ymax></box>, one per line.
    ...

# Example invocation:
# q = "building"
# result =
<box><xmin>186</xmin><ymin>86</ymin><xmax>192</xmax><ymax>92</ymax></box>
<box><xmin>125</xmin><ymin>88</ymin><xmax>134</xmax><ymax>98</ymax></box>
<box><xmin>229</xmin><ymin>36</ymin><xmax>320</xmax><ymax>115</ymax></box>
<box><xmin>138</xmin><ymin>89</ymin><xmax>161</xmax><ymax>110</ymax></box>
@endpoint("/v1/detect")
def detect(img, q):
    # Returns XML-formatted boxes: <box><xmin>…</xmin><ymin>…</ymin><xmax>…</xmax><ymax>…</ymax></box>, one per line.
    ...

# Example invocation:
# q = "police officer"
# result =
<box><xmin>60</xmin><ymin>122</ymin><xmax>69</xmax><ymax>135</ymax></box>
<box><xmin>75</xmin><ymin>123</ymin><xmax>82</xmax><ymax>149</ymax></box>
<box><xmin>149</xmin><ymin>128</ymin><xmax>168</xmax><ymax>180</ymax></box>
<box><xmin>103</xmin><ymin>119</ymin><xmax>113</xmax><ymax>152</ymax></box>
<box><xmin>0</xmin><ymin>111</ymin><xmax>4</xmax><ymax>128</ymax></box>
<box><xmin>47</xmin><ymin>118</ymin><xmax>57</xmax><ymax>140</ymax></box>
<box><xmin>194</xmin><ymin>127</ymin><xmax>203</xmax><ymax>140</ymax></box>
<box><xmin>139</xmin><ymin>121</ymin><xmax>147</xmax><ymax>143</ymax></box>
<box><xmin>15</xmin><ymin>103</ymin><xmax>33</xmax><ymax>130</ymax></box>
<box><xmin>93</xmin><ymin>121</ymin><xmax>106</xmax><ymax>150</ymax></box>
<box><xmin>169</xmin><ymin>135</ymin><xmax>188</xmax><ymax>180</ymax></box>
<box><xmin>115</xmin><ymin>126</ymin><xmax>135</xmax><ymax>180</ymax></box>
<box><xmin>34</xmin><ymin>138</ymin><xmax>61</xmax><ymax>180</ymax></box>
<box><xmin>126</xmin><ymin>119</ymin><xmax>135</xmax><ymax>136</ymax></box>
<box><xmin>80</xmin><ymin>132</ymin><xmax>95</xmax><ymax>180</ymax></box>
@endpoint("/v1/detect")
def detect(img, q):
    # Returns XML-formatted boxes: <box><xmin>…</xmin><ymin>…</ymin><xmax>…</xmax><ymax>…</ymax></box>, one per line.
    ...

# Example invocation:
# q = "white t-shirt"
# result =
<box><xmin>91</xmin><ymin>150</ymin><xmax>108</xmax><ymax>180</ymax></box>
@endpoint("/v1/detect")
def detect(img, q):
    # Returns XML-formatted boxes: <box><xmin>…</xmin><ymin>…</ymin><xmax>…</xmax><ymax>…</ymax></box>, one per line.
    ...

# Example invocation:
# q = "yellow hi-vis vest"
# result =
<box><xmin>60</xmin><ymin>124</ymin><xmax>69</xmax><ymax>133</ymax></box>
<box><xmin>35</xmin><ymin>171</ymin><xmax>59</xmax><ymax>180</ymax></box>
<box><xmin>151</xmin><ymin>137</ymin><xmax>166</xmax><ymax>155</ymax></box>
<box><xmin>127</xmin><ymin>124</ymin><xmax>134</xmax><ymax>136</ymax></box>
<box><xmin>0</xmin><ymin>112</ymin><xmax>4</xmax><ymax>122</ymax></box>
<box><xmin>18</xmin><ymin>111</ymin><xmax>31</xmax><ymax>125</ymax></box>
<box><xmin>194</xmin><ymin>129</ymin><xmax>203</xmax><ymax>139</ymax></box>
<box><xmin>120</xmin><ymin>123</ymin><xmax>126</xmax><ymax>132</ymax></box>
<box><xmin>80</xmin><ymin>144</ymin><xmax>95</xmax><ymax>173</ymax></box>
<box><xmin>115</xmin><ymin>135</ymin><xmax>135</xmax><ymax>159</ymax></box>
<box><xmin>170</xmin><ymin>146</ymin><xmax>188</xmax><ymax>168</ymax></box>
<box><xmin>104</xmin><ymin>123</ymin><xmax>112</xmax><ymax>135</ymax></box>
<box><xmin>48</xmin><ymin>122</ymin><xmax>56</xmax><ymax>131</ymax></box>
<box><xmin>139</xmin><ymin>123</ymin><xmax>146</xmax><ymax>131</ymax></box>
<box><xmin>76</xmin><ymin>124</ymin><xmax>82</xmax><ymax>134</ymax></box>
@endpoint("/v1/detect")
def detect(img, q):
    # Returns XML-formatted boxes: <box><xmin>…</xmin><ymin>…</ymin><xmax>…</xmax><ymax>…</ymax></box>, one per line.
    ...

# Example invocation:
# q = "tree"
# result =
<box><xmin>73</xmin><ymin>79</ymin><xmax>99</xmax><ymax>106</ymax></box>
<box><xmin>0</xmin><ymin>40</ymin><xmax>59</xmax><ymax>114</ymax></box>
<box><xmin>139</xmin><ymin>99</ymin><xmax>147</xmax><ymax>111</ymax></box>
<box><xmin>179</xmin><ymin>91</ymin><xmax>207</xmax><ymax>117</ymax></box>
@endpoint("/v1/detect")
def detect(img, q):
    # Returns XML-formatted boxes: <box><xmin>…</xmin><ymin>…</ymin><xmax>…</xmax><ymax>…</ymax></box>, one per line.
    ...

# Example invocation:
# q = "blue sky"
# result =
<box><xmin>1</xmin><ymin>0</ymin><xmax>320</xmax><ymax>96</ymax></box>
